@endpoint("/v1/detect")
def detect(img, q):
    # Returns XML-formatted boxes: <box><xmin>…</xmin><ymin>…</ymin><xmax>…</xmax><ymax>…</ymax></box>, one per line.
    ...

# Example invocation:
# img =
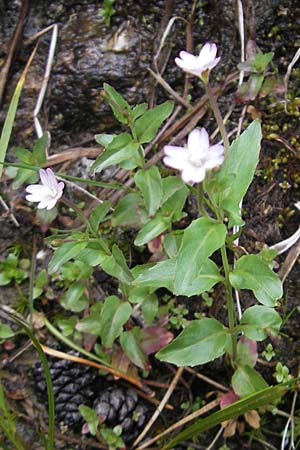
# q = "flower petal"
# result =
<box><xmin>181</xmin><ymin>165</ymin><xmax>206</xmax><ymax>184</ymax></box>
<box><xmin>199</xmin><ymin>43</ymin><xmax>217</xmax><ymax>63</ymax></box>
<box><xmin>187</xmin><ymin>128</ymin><xmax>209</xmax><ymax>159</ymax></box>
<box><xmin>45</xmin><ymin>168</ymin><xmax>59</xmax><ymax>189</ymax></box>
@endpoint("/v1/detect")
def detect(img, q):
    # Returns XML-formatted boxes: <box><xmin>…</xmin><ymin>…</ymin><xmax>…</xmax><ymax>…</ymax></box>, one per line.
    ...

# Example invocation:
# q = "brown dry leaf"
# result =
<box><xmin>222</xmin><ymin>418</ymin><xmax>237</xmax><ymax>437</ymax></box>
<box><xmin>244</xmin><ymin>410</ymin><xmax>261</xmax><ymax>429</ymax></box>
<box><xmin>31</xmin><ymin>311</ymin><xmax>45</xmax><ymax>330</ymax></box>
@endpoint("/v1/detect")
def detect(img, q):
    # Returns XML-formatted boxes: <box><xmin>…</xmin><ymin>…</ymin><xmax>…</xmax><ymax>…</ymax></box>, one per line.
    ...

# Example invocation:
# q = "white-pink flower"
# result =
<box><xmin>25</xmin><ymin>168</ymin><xmax>64</xmax><ymax>210</ymax></box>
<box><xmin>175</xmin><ymin>43</ymin><xmax>220</xmax><ymax>78</ymax></box>
<box><xmin>163</xmin><ymin>128</ymin><xmax>224</xmax><ymax>184</ymax></box>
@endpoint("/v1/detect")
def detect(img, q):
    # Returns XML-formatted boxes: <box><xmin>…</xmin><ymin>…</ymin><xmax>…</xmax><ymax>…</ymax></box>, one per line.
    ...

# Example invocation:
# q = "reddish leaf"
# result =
<box><xmin>140</xmin><ymin>326</ymin><xmax>173</xmax><ymax>355</ymax></box>
<box><xmin>219</xmin><ymin>390</ymin><xmax>240</xmax><ymax>409</ymax></box>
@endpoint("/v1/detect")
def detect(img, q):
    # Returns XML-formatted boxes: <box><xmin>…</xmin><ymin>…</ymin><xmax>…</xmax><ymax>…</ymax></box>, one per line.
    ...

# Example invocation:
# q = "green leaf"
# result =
<box><xmin>132</xmin><ymin>259</ymin><xmax>175</xmax><ymax>292</ymax></box>
<box><xmin>134</xmin><ymin>167</ymin><xmax>163</xmax><ymax>216</ymax></box>
<box><xmin>134</xmin><ymin>215</ymin><xmax>170</xmax><ymax>246</ymax></box>
<box><xmin>232</xmin><ymin>365</ymin><xmax>268</xmax><ymax>397</ymax></box>
<box><xmin>89</xmin><ymin>201</ymin><xmax>111</xmax><ymax>233</ymax></box>
<box><xmin>0</xmin><ymin>47</ymin><xmax>36</xmax><ymax>177</ymax></box>
<box><xmin>156</xmin><ymin>318</ymin><xmax>228</xmax><ymax>366</ymax></box>
<box><xmin>229</xmin><ymin>254</ymin><xmax>282</xmax><ymax>306</ymax></box>
<box><xmin>79</xmin><ymin>405</ymin><xmax>99</xmax><ymax>435</ymax></box>
<box><xmin>174</xmin><ymin>218</ymin><xmax>226</xmax><ymax>294</ymax></box>
<box><xmin>60</xmin><ymin>282</ymin><xmax>88</xmax><ymax>312</ymax></box>
<box><xmin>76</xmin><ymin>304</ymin><xmax>103</xmax><ymax>336</ymax></box>
<box><xmin>211</xmin><ymin>120</ymin><xmax>262</xmax><ymax>227</ymax></box>
<box><xmin>100</xmin><ymin>296</ymin><xmax>132</xmax><ymax>348</ymax></box>
<box><xmin>75</xmin><ymin>241</ymin><xmax>109</xmax><ymax>267</ymax></box>
<box><xmin>240</xmin><ymin>305</ymin><xmax>282</xmax><ymax>341</ymax></box>
<box><xmin>48</xmin><ymin>241</ymin><xmax>88</xmax><ymax>274</ymax></box>
<box><xmin>98</xmin><ymin>245</ymin><xmax>133</xmax><ymax>285</ymax></box>
<box><xmin>57</xmin><ymin>316</ymin><xmax>77</xmax><ymax>337</ymax></box>
<box><xmin>251</xmin><ymin>52</ymin><xmax>274</xmax><ymax>72</ymax></box>
<box><xmin>161</xmin><ymin>176</ymin><xmax>187</xmax><ymax>204</ymax></box>
<box><xmin>32</xmin><ymin>134</ymin><xmax>47</xmax><ymax>165</ymax></box>
<box><xmin>175</xmin><ymin>259</ymin><xmax>223</xmax><ymax>296</ymax></box>
<box><xmin>134</xmin><ymin>100</ymin><xmax>174</xmax><ymax>144</ymax></box>
<box><xmin>163</xmin><ymin>233</ymin><xmax>183</xmax><ymax>258</ymax></box>
<box><xmin>92</xmin><ymin>133</ymin><xmax>139</xmax><ymax>172</ymax></box>
<box><xmin>161</xmin><ymin>383</ymin><xmax>288</xmax><ymax>449</ymax></box>
<box><xmin>111</xmin><ymin>193</ymin><xmax>143</xmax><ymax>227</ymax></box>
<box><xmin>161</xmin><ymin>185</ymin><xmax>188</xmax><ymax>222</ymax></box>
<box><xmin>103</xmin><ymin>83</ymin><xmax>131</xmax><ymax>124</ymax></box>
<box><xmin>128</xmin><ymin>286</ymin><xmax>158</xmax><ymax>324</ymax></box>
<box><xmin>95</xmin><ymin>133</ymin><xmax>115</xmax><ymax>147</ymax></box>
<box><xmin>0</xmin><ymin>324</ymin><xmax>15</xmax><ymax>339</ymax></box>
<box><xmin>120</xmin><ymin>328</ymin><xmax>148</xmax><ymax>369</ymax></box>
<box><xmin>132</xmin><ymin>103</ymin><xmax>148</xmax><ymax>120</ymax></box>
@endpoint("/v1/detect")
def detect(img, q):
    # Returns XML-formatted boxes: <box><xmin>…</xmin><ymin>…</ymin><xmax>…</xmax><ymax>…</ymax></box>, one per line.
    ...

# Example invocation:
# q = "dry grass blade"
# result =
<box><xmin>135</xmin><ymin>398</ymin><xmax>220</xmax><ymax>450</ymax></box>
<box><xmin>133</xmin><ymin>367</ymin><xmax>184</xmax><ymax>448</ymax></box>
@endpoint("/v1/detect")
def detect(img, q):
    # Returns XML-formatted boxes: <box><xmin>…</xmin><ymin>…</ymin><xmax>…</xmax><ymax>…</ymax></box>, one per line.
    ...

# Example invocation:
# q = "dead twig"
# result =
<box><xmin>0</xmin><ymin>194</ymin><xmax>20</xmax><ymax>226</ymax></box>
<box><xmin>135</xmin><ymin>398</ymin><xmax>220</xmax><ymax>450</ymax></box>
<box><xmin>133</xmin><ymin>367</ymin><xmax>185</xmax><ymax>448</ymax></box>
<box><xmin>0</xmin><ymin>0</ymin><xmax>29</xmax><ymax>106</ymax></box>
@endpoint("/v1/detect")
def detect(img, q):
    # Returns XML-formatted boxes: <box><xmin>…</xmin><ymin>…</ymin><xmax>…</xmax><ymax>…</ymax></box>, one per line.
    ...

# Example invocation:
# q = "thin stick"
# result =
<box><xmin>133</xmin><ymin>367</ymin><xmax>184</xmax><ymax>448</ymax></box>
<box><xmin>0</xmin><ymin>194</ymin><xmax>20</xmax><ymax>226</ymax></box>
<box><xmin>0</xmin><ymin>0</ymin><xmax>29</xmax><ymax>106</ymax></box>
<box><xmin>135</xmin><ymin>398</ymin><xmax>220</xmax><ymax>450</ymax></box>
<box><xmin>206</xmin><ymin>426</ymin><xmax>224</xmax><ymax>450</ymax></box>
<box><xmin>56</xmin><ymin>176</ymin><xmax>104</xmax><ymax>204</ymax></box>
<box><xmin>284</xmin><ymin>46</ymin><xmax>300</xmax><ymax>114</ymax></box>
<box><xmin>184</xmin><ymin>367</ymin><xmax>229</xmax><ymax>392</ymax></box>
<box><xmin>33</xmin><ymin>24</ymin><xmax>58</xmax><ymax>140</ymax></box>
<box><xmin>149</xmin><ymin>68</ymin><xmax>190</xmax><ymax>108</ymax></box>
<box><xmin>41</xmin><ymin>344</ymin><xmax>144</xmax><ymax>391</ymax></box>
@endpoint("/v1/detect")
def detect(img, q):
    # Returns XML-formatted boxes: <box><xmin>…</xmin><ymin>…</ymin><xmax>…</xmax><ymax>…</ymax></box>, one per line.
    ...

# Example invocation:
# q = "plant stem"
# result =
<box><xmin>196</xmin><ymin>183</ymin><xmax>209</xmax><ymax>218</ymax></box>
<box><xmin>220</xmin><ymin>243</ymin><xmax>237</xmax><ymax>365</ymax></box>
<box><xmin>204</xmin><ymin>82</ymin><xmax>230</xmax><ymax>163</ymax></box>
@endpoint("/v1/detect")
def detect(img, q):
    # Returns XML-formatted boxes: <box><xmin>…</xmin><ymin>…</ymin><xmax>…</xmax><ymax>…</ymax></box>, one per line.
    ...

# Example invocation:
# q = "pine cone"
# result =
<box><xmin>32</xmin><ymin>352</ymin><xmax>97</xmax><ymax>428</ymax></box>
<box><xmin>93</xmin><ymin>386</ymin><xmax>148</xmax><ymax>442</ymax></box>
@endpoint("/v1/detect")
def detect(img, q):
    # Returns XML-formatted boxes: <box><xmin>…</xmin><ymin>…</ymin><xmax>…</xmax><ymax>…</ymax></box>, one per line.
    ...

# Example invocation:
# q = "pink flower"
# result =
<box><xmin>26</xmin><ymin>168</ymin><xmax>64</xmax><ymax>210</ymax></box>
<box><xmin>163</xmin><ymin>128</ymin><xmax>224</xmax><ymax>184</ymax></box>
<box><xmin>175</xmin><ymin>43</ymin><xmax>220</xmax><ymax>78</ymax></box>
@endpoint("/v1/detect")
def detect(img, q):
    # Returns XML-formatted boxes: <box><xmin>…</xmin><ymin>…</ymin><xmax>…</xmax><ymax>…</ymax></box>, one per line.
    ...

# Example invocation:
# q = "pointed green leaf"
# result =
<box><xmin>240</xmin><ymin>305</ymin><xmax>282</xmax><ymax>341</ymax></box>
<box><xmin>120</xmin><ymin>328</ymin><xmax>148</xmax><ymax>369</ymax></box>
<box><xmin>92</xmin><ymin>133</ymin><xmax>139</xmax><ymax>172</ymax></box>
<box><xmin>103</xmin><ymin>83</ymin><xmax>131</xmax><ymax>124</ymax></box>
<box><xmin>134</xmin><ymin>215</ymin><xmax>170</xmax><ymax>246</ymax></box>
<box><xmin>0</xmin><ymin>324</ymin><xmax>15</xmax><ymax>338</ymax></box>
<box><xmin>132</xmin><ymin>259</ymin><xmax>175</xmax><ymax>292</ymax></box>
<box><xmin>211</xmin><ymin>120</ymin><xmax>262</xmax><ymax>227</ymax></box>
<box><xmin>229</xmin><ymin>254</ymin><xmax>282</xmax><ymax>306</ymax></box>
<box><xmin>111</xmin><ymin>193</ymin><xmax>143</xmax><ymax>227</ymax></box>
<box><xmin>100</xmin><ymin>296</ymin><xmax>132</xmax><ymax>348</ymax></box>
<box><xmin>90</xmin><ymin>201</ymin><xmax>111</xmax><ymax>233</ymax></box>
<box><xmin>174</xmin><ymin>218</ymin><xmax>226</xmax><ymax>294</ymax></box>
<box><xmin>161</xmin><ymin>185</ymin><xmax>188</xmax><ymax>222</ymax></box>
<box><xmin>156</xmin><ymin>318</ymin><xmax>227</xmax><ymax>366</ymax></box>
<box><xmin>98</xmin><ymin>245</ymin><xmax>133</xmax><ymax>285</ymax></box>
<box><xmin>32</xmin><ymin>134</ymin><xmax>47</xmax><ymax>165</ymax></box>
<box><xmin>48</xmin><ymin>241</ymin><xmax>88</xmax><ymax>274</ymax></box>
<box><xmin>60</xmin><ymin>282</ymin><xmax>88</xmax><ymax>312</ymax></box>
<box><xmin>132</xmin><ymin>103</ymin><xmax>148</xmax><ymax>120</ymax></box>
<box><xmin>232</xmin><ymin>365</ymin><xmax>268</xmax><ymax>397</ymax></box>
<box><xmin>134</xmin><ymin>166</ymin><xmax>163</xmax><ymax>216</ymax></box>
<box><xmin>175</xmin><ymin>259</ymin><xmax>222</xmax><ymax>296</ymax></box>
<box><xmin>134</xmin><ymin>101</ymin><xmax>174</xmax><ymax>144</ymax></box>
